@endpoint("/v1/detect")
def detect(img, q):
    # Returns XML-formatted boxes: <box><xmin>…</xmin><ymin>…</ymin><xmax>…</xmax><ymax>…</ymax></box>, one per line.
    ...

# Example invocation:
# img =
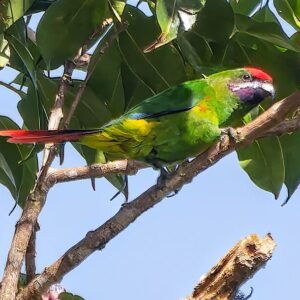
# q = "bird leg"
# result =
<box><xmin>220</xmin><ymin>127</ymin><xmax>239</xmax><ymax>145</ymax></box>
<box><xmin>157</xmin><ymin>166</ymin><xmax>180</xmax><ymax>198</ymax></box>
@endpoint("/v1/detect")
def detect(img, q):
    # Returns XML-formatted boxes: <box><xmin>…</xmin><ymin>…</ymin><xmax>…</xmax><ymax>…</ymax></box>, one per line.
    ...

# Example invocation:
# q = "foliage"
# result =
<box><xmin>0</xmin><ymin>0</ymin><xmax>299</xmax><ymax>213</ymax></box>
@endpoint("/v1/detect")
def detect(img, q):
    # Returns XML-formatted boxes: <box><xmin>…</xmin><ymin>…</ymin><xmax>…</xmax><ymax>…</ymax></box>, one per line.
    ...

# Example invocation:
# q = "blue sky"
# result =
<box><xmin>1</xmin><ymin>1</ymin><xmax>300</xmax><ymax>299</ymax></box>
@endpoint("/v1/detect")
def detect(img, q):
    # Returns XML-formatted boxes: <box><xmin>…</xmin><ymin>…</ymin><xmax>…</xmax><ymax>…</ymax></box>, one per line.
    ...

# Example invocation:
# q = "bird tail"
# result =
<box><xmin>0</xmin><ymin>129</ymin><xmax>100</xmax><ymax>144</ymax></box>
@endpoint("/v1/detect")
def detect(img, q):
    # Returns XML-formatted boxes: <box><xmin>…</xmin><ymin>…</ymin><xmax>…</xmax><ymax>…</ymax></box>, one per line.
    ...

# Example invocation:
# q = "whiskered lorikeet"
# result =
<box><xmin>0</xmin><ymin>67</ymin><xmax>274</xmax><ymax>168</ymax></box>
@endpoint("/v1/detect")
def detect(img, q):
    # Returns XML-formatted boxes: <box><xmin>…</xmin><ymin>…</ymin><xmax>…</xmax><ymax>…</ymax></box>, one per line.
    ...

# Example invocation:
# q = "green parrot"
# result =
<box><xmin>0</xmin><ymin>67</ymin><xmax>274</xmax><ymax>168</ymax></box>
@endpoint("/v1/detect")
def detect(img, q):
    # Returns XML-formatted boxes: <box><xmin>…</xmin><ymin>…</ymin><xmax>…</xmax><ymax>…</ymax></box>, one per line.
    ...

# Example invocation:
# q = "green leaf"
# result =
<box><xmin>87</xmin><ymin>39</ymin><xmax>125</xmax><ymax>118</ymax></box>
<box><xmin>27</xmin><ymin>0</ymin><xmax>57</xmax><ymax>14</ymax></box>
<box><xmin>237</xmin><ymin>137</ymin><xmax>285</xmax><ymax>199</ymax></box>
<box><xmin>192</xmin><ymin>0</ymin><xmax>234</xmax><ymax>42</ymax></box>
<box><xmin>0</xmin><ymin>34</ymin><xmax>10</xmax><ymax>68</ymax></box>
<box><xmin>235</xmin><ymin>14</ymin><xmax>300</xmax><ymax>52</ymax></box>
<box><xmin>145</xmin><ymin>0</ymin><xmax>203</xmax><ymax>51</ymax></box>
<box><xmin>0</xmin><ymin>0</ymin><xmax>35</xmax><ymax>33</ymax></box>
<box><xmin>229</xmin><ymin>0</ymin><xmax>261</xmax><ymax>15</ymax></box>
<box><xmin>59</xmin><ymin>292</ymin><xmax>84</xmax><ymax>300</ymax></box>
<box><xmin>280</xmin><ymin>132</ymin><xmax>300</xmax><ymax>202</ymax></box>
<box><xmin>253</xmin><ymin>4</ymin><xmax>280</xmax><ymax>23</ymax></box>
<box><xmin>5</xmin><ymin>34</ymin><xmax>37</xmax><ymax>88</ymax></box>
<box><xmin>274</xmin><ymin>0</ymin><xmax>300</xmax><ymax>31</ymax></box>
<box><xmin>119</xmin><ymin>6</ymin><xmax>186</xmax><ymax>94</ymax></box>
<box><xmin>36</xmin><ymin>0</ymin><xmax>108</xmax><ymax>69</ymax></box>
<box><xmin>0</xmin><ymin>116</ymin><xmax>38</xmax><ymax>207</ymax></box>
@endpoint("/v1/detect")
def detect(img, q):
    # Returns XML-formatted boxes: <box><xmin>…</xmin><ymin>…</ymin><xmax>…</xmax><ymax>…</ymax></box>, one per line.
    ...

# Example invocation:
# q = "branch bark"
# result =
<box><xmin>16</xmin><ymin>90</ymin><xmax>300</xmax><ymax>299</ymax></box>
<box><xmin>0</xmin><ymin>18</ymin><xmax>128</xmax><ymax>300</ymax></box>
<box><xmin>25</xmin><ymin>223</ymin><xmax>40</xmax><ymax>284</ymax></box>
<box><xmin>184</xmin><ymin>234</ymin><xmax>276</xmax><ymax>300</ymax></box>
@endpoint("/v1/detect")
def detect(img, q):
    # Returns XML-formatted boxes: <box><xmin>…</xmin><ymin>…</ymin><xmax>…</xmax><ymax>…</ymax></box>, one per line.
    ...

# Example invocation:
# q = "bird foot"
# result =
<box><xmin>157</xmin><ymin>168</ymin><xmax>180</xmax><ymax>198</ymax></box>
<box><xmin>220</xmin><ymin>127</ymin><xmax>239</xmax><ymax>144</ymax></box>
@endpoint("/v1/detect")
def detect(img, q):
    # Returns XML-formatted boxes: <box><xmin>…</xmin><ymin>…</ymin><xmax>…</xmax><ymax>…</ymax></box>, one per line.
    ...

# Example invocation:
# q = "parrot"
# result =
<box><xmin>0</xmin><ymin>67</ymin><xmax>274</xmax><ymax>169</ymax></box>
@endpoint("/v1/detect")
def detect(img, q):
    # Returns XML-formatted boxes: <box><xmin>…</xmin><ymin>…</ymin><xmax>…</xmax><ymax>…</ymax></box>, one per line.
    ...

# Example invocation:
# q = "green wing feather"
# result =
<box><xmin>124</xmin><ymin>79</ymin><xmax>210</xmax><ymax>120</ymax></box>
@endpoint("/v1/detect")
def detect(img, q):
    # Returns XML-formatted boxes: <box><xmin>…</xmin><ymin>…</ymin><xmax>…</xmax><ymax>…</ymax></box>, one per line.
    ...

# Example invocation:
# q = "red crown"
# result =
<box><xmin>245</xmin><ymin>67</ymin><xmax>273</xmax><ymax>82</ymax></box>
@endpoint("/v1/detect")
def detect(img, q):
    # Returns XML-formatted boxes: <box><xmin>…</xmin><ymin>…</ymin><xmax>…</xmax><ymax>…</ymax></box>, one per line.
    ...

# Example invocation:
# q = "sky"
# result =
<box><xmin>1</xmin><ymin>1</ymin><xmax>300</xmax><ymax>300</ymax></box>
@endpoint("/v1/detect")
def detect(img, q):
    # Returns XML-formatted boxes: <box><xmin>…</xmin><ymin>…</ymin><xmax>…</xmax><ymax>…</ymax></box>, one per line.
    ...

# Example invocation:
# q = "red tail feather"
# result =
<box><xmin>0</xmin><ymin>129</ymin><xmax>99</xmax><ymax>144</ymax></box>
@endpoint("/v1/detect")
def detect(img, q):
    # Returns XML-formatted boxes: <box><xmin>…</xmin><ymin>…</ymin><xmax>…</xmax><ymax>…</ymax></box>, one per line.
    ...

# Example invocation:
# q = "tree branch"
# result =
<box><xmin>25</xmin><ymin>223</ymin><xmax>40</xmax><ymax>284</ymax></box>
<box><xmin>184</xmin><ymin>234</ymin><xmax>276</xmax><ymax>300</ymax></box>
<box><xmin>63</xmin><ymin>20</ymin><xmax>128</xmax><ymax>129</ymax></box>
<box><xmin>16</xmin><ymin>90</ymin><xmax>300</xmax><ymax>299</ymax></box>
<box><xmin>0</xmin><ymin>58</ymin><xmax>77</xmax><ymax>300</ymax></box>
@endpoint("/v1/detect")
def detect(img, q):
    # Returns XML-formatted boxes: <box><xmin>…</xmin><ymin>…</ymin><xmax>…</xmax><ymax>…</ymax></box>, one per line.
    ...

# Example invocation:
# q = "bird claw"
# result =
<box><xmin>157</xmin><ymin>167</ymin><xmax>180</xmax><ymax>198</ymax></box>
<box><xmin>220</xmin><ymin>127</ymin><xmax>239</xmax><ymax>144</ymax></box>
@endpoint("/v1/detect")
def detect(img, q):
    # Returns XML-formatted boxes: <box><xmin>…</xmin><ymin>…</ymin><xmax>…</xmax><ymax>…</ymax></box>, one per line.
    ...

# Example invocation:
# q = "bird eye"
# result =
<box><xmin>242</xmin><ymin>74</ymin><xmax>251</xmax><ymax>81</ymax></box>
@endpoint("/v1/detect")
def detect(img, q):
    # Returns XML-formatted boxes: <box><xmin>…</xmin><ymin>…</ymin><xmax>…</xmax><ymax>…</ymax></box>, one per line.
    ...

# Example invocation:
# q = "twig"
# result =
<box><xmin>16</xmin><ymin>90</ymin><xmax>300</xmax><ymax>299</ymax></box>
<box><xmin>63</xmin><ymin>20</ymin><xmax>128</xmax><ymax>128</ymax></box>
<box><xmin>184</xmin><ymin>234</ymin><xmax>276</xmax><ymax>300</ymax></box>
<box><xmin>47</xmin><ymin>160</ymin><xmax>147</xmax><ymax>186</ymax></box>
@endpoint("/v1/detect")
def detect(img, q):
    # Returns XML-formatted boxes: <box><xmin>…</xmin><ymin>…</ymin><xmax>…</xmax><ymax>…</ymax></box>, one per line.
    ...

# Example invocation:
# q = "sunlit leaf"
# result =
<box><xmin>274</xmin><ymin>0</ymin><xmax>300</xmax><ymax>31</ymax></box>
<box><xmin>0</xmin><ymin>0</ymin><xmax>35</xmax><ymax>33</ymax></box>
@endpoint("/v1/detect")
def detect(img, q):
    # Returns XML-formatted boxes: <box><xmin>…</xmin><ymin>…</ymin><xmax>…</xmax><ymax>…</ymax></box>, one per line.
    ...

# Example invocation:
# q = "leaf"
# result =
<box><xmin>192</xmin><ymin>0</ymin><xmax>234</xmax><ymax>42</ymax></box>
<box><xmin>229</xmin><ymin>0</ymin><xmax>261</xmax><ymax>15</ymax></box>
<box><xmin>36</xmin><ymin>0</ymin><xmax>108</xmax><ymax>69</ymax></box>
<box><xmin>119</xmin><ymin>6</ymin><xmax>186</xmax><ymax>94</ymax></box>
<box><xmin>145</xmin><ymin>0</ymin><xmax>203</xmax><ymax>52</ymax></box>
<box><xmin>237</xmin><ymin>137</ymin><xmax>285</xmax><ymax>199</ymax></box>
<box><xmin>27</xmin><ymin>0</ymin><xmax>57</xmax><ymax>14</ymax></box>
<box><xmin>274</xmin><ymin>0</ymin><xmax>300</xmax><ymax>31</ymax></box>
<box><xmin>87</xmin><ymin>39</ymin><xmax>125</xmax><ymax>118</ymax></box>
<box><xmin>235</xmin><ymin>14</ymin><xmax>300</xmax><ymax>52</ymax></box>
<box><xmin>0</xmin><ymin>0</ymin><xmax>35</xmax><ymax>33</ymax></box>
<box><xmin>253</xmin><ymin>4</ymin><xmax>280</xmax><ymax>23</ymax></box>
<box><xmin>280</xmin><ymin>131</ymin><xmax>300</xmax><ymax>202</ymax></box>
<box><xmin>0</xmin><ymin>34</ymin><xmax>10</xmax><ymax>68</ymax></box>
<box><xmin>0</xmin><ymin>116</ymin><xmax>38</xmax><ymax>207</ymax></box>
<box><xmin>5</xmin><ymin>33</ymin><xmax>37</xmax><ymax>88</ymax></box>
<box><xmin>59</xmin><ymin>292</ymin><xmax>84</xmax><ymax>300</ymax></box>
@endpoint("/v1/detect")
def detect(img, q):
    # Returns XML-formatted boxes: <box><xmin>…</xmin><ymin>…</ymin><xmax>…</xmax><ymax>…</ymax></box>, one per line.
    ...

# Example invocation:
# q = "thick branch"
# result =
<box><xmin>17</xmin><ymin>90</ymin><xmax>300</xmax><ymax>299</ymax></box>
<box><xmin>0</xmin><ymin>61</ymin><xmax>76</xmax><ymax>300</ymax></box>
<box><xmin>184</xmin><ymin>234</ymin><xmax>276</xmax><ymax>300</ymax></box>
<box><xmin>25</xmin><ymin>223</ymin><xmax>39</xmax><ymax>284</ymax></box>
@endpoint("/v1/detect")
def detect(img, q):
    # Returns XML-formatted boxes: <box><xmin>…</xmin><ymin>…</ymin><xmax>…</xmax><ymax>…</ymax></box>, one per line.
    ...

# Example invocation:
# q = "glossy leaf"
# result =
<box><xmin>274</xmin><ymin>0</ymin><xmax>300</xmax><ymax>30</ymax></box>
<box><xmin>36</xmin><ymin>0</ymin><xmax>108</xmax><ymax>69</ymax></box>
<box><xmin>0</xmin><ymin>0</ymin><xmax>35</xmax><ymax>33</ymax></box>
<box><xmin>237</xmin><ymin>137</ymin><xmax>285</xmax><ymax>199</ymax></box>
<box><xmin>280</xmin><ymin>132</ymin><xmax>300</xmax><ymax>202</ymax></box>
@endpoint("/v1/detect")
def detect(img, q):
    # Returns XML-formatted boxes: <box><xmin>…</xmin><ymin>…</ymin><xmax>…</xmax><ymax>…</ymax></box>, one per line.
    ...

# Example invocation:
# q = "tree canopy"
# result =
<box><xmin>0</xmin><ymin>0</ymin><xmax>300</xmax><ymax>299</ymax></box>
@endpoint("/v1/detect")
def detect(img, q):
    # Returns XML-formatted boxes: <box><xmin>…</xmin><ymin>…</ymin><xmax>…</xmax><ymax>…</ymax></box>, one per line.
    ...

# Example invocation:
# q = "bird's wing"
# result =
<box><xmin>124</xmin><ymin>79</ymin><xmax>210</xmax><ymax>120</ymax></box>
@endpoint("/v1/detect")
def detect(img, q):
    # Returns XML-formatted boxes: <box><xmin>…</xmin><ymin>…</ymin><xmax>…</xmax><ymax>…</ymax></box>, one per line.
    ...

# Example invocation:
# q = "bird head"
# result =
<box><xmin>227</xmin><ymin>67</ymin><xmax>275</xmax><ymax>105</ymax></box>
